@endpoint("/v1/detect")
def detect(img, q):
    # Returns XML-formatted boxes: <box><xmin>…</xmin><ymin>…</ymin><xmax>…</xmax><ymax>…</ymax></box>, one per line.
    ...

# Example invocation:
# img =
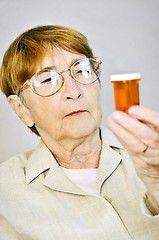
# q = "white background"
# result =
<box><xmin>0</xmin><ymin>0</ymin><xmax>159</xmax><ymax>163</ymax></box>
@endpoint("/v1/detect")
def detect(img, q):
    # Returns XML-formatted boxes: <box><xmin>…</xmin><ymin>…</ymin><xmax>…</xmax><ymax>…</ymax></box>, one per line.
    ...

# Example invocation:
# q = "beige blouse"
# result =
<box><xmin>0</xmin><ymin>127</ymin><xmax>158</xmax><ymax>240</ymax></box>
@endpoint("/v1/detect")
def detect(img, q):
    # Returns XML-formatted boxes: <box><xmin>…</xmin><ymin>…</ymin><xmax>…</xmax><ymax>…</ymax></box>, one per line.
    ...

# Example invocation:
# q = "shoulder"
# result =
<box><xmin>0</xmin><ymin>150</ymin><xmax>33</xmax><ymax>185</ymax></box>
<box><xmin>0</xmin><ymin>150</ymin><xmax>33</xmax><ymax>169</ymax></box>
<box><xmin>0</xmin><ymin>140</ymin><xmax>50</xmax><ymax>187</ymax></box>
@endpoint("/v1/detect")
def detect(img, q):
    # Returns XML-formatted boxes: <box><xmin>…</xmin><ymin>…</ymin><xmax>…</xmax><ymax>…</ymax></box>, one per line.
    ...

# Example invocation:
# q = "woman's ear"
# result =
<box><xmin>7</xmin><ymin>95</ymin><xmax>34</xmax><ymax>127</ymax></box>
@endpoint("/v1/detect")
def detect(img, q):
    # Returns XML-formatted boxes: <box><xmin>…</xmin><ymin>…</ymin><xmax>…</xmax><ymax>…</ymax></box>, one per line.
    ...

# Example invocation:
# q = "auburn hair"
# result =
<box><xmin>0</xmin><ymin>25</ymin><xmax>94</xmax><ymax>97</ymax></box>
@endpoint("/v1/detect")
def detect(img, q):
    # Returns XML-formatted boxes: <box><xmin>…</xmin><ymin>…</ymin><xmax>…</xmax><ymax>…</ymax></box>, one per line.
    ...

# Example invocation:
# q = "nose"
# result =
<box><xmin>61</xmin><ymin>70</ymin><xmax>82</xmax><ymax>100</ymax></box>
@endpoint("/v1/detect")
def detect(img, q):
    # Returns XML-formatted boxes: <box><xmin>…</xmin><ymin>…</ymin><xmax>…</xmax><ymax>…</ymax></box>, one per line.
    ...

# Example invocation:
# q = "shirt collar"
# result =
<box><xmin>25</xmin><ymin>140</ymin><xmax>88</xmax><ymax>194</ymax></box>
<box><xmin>97</xmin><ymin>126</ymin><xmax>124</xmax><ymax>192</ymax></box>
<box><xmin>25</xmin><ymin>140</ymin><xmax>53</xmax><ymax>184</ymax></box>
<box><xmin>25</xmin><ymin>127</ymin><xmax>124</xmax><ymax>194</ymax></box>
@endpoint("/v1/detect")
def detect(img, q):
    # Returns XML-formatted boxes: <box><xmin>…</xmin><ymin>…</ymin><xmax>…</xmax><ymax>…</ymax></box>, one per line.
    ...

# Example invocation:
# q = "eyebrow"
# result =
<box><xmin>39</xmin><ymin>57</ymin><xmax>85</xmax><ymax>73</ymax></box>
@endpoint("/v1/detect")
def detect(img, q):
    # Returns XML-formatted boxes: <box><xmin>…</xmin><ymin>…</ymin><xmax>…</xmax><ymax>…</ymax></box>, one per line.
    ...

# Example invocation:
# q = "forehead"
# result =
<box><xmin>36</xmin><ymin>47</ymin><xmax>85</xmax><ymax>72</ymax></box>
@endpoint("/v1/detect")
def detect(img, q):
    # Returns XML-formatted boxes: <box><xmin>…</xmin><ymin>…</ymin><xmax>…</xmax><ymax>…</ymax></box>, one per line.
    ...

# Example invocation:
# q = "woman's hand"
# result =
<box><xmin>107</xmin><ymin>106</ymin><xmax>159</xmax><ymax>205</ymax></box>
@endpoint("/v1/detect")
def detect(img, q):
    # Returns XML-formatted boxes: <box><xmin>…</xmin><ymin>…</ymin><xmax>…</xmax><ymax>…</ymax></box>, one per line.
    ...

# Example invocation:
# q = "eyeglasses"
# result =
<box><xmin>19</xmin><ymin>58</ymin><xmax>102</xmax><ymax>97</ymax></box>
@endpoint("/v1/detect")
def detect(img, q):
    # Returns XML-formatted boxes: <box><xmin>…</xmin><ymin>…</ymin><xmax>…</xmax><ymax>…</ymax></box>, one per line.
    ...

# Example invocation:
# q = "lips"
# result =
<box><xmin>65</xmin><ymin>110</ymin><xmax>87</xmax><ymax>117</ymax></box>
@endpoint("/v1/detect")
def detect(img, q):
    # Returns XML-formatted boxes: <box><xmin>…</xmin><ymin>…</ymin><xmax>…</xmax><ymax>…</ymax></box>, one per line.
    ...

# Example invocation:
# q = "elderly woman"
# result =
<box><xmin>0</xmin><ymin>25</ymin><xmax>159</xmax><ymax>240</ymax></box>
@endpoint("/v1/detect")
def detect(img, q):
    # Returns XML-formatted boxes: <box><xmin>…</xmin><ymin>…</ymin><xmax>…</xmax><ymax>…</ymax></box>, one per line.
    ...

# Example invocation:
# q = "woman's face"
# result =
<box><xmin>22</xmin><ymin>47</ymin><xmax>102</xmax><ymax>142</ymax></box>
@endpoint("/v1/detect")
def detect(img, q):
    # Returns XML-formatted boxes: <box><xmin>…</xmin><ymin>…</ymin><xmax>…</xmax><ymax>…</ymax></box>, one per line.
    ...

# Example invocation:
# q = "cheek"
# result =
<box><xmin>87</xmin><ymin>84</ymin><xmax>102</xmax><ymax>118</ymax></box>
<box><xmin>89</xmin><ymin>83</ymin><xmax>101</xmax><ymax>107</ymax></box>
<box><xmin>24</xmin><ymin>93</ymin><xmax>59</xmax><ymax>126</ymax></box>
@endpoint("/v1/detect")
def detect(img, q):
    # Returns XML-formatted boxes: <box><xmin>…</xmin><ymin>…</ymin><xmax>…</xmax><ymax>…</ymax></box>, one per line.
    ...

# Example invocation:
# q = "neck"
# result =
<box><xmin>41</xmin><ymin>128</ymin><xmax>102</xmax><ymax>169</ymax></box>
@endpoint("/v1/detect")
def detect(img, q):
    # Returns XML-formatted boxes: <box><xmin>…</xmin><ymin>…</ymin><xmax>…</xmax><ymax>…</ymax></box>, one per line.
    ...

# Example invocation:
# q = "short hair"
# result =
<box><xmin>0</xmin><ymin>25</ymin><xmax>94</xmax><ymax>97</ymax></box>
<box><xmin>0</xmin><ymin>25</ymin><xmax>94</xmax><ymax>136</ymax></box>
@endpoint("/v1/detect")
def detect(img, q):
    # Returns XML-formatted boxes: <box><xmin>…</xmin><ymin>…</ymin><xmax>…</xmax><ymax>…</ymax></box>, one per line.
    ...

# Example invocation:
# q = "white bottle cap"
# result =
<box><xmin>110</xmin><ymin>73</ymin><xmax>141</xmax><ymax>81</ymax></box>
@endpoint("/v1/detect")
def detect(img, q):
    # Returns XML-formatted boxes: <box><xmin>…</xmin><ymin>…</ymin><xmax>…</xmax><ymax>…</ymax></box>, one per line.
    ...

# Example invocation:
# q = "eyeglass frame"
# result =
<box><xmin>17</xmin><ymin>58</ymin><xmax>102</xmax><ymax>97</ymax></box>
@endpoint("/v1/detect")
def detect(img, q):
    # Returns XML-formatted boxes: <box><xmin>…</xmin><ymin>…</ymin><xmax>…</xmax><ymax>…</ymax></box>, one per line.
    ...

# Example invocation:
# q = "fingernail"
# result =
<box><xmin>128</xmin><ymin>106</ymin><xmax>138</xmax><ymax>114</ymax></box>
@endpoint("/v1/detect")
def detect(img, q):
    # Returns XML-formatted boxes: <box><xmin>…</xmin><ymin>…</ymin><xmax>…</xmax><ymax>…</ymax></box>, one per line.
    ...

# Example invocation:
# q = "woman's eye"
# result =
<box><xmin>41</xmin><ymin>78</ymin><xmax>52</xmax><ymax>84</ymax></box>
<box><xmin>77</xmin><ymin>70</ymin><xmax>83</xmax><ymax>74</ymax></box>
<box><xmin>75</xmin><ymin>69</ymin><xmax>91</xmax><ymax>74</ymax></box>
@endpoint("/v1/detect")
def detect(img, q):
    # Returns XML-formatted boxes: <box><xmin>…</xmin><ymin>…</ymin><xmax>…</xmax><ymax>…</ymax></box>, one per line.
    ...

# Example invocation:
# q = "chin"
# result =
<box><xmin>66</xmin><ymin>121</ymin><xmax>100</xmax><ymax>140</ymax></box>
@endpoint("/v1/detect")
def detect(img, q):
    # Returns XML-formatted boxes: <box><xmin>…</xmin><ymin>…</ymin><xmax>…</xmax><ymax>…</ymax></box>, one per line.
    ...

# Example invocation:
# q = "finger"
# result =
<box><xmin>128</xmin><ymin>106</ymin><xmax>159</xmax><ymax>132</ymax></box>
<box><xmin>107</xmin><ymin>111</ymin><xmax>159</xmax><ymax>149</ymax></box>
<box><xmin>107</xmin><ymin>116</ymin><xmax>146</xmax><ymax>153</ymax></box>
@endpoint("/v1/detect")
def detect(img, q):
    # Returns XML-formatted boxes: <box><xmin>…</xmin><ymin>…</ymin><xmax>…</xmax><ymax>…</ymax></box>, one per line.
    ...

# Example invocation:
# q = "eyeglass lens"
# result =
<box><xmin>30</xmin><ymin>58</ymin><xmax>101</xmax><ymax>96</ymax></box>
